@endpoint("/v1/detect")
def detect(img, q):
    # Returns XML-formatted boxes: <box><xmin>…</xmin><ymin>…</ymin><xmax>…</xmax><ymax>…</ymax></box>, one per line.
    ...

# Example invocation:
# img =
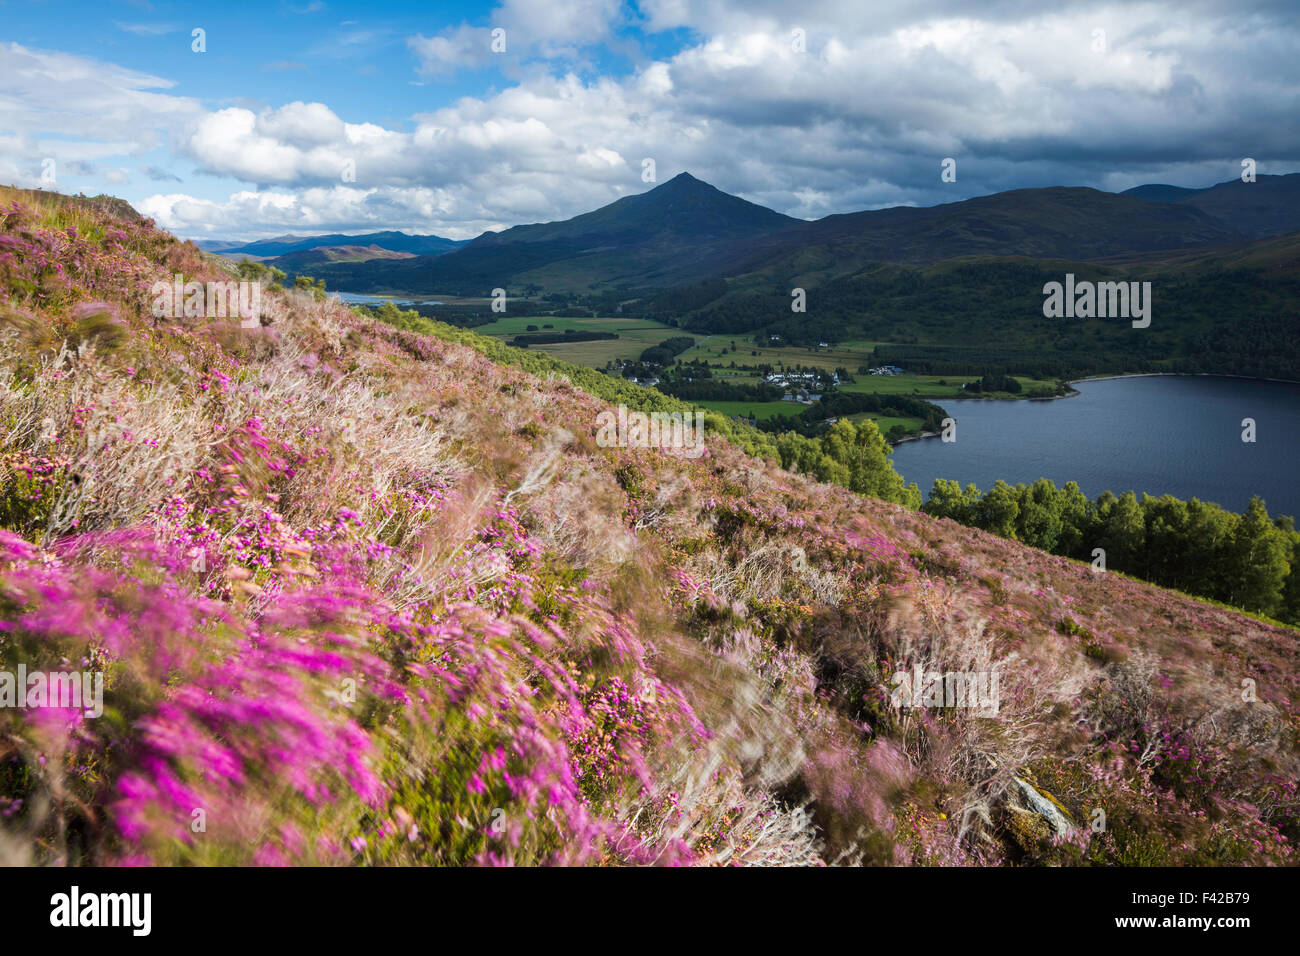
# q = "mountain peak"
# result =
<box><xmin>655</xmin><ymin>171</ymin><xmax>710</xmax><ymax>194</ymax></box>
<box><xmin>461</xmin><ymin>169</ymin><xmax>798</xmax><ymax>260</ymax></box>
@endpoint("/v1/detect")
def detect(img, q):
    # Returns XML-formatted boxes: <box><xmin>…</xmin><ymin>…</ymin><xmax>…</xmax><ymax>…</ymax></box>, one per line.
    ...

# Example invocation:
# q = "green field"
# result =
<box><xmin>690</xmin><ymin>403</ymin><xmax>925</xmax><ymax>437</ymax></box>
<box><xmin>470</xmin><ymin>314</ymin><xmax>670</xmax><ymax>336</ymax></box>
<box><xmin>474</xmin><ymin>314</ymin><xmax>680</xmax><ymax>365</ymax></box>
<box><xmin>691</xmin><ymin>400</ymin><xmax>805</xmax><ymax>421</ymax></box>
<box><xmin>838</xmin><ymin>372</ymin><xmax>1059</xmax><ymax>400</ymax></box>
<box><xmin>676</xmin><ymin>337</ymin><xmax>863</xmax><ymax>370</ymax></box>
<box><xmin>847</xmin><ymin>413</ymin><xmax>926</xmax><ymax>434</ymax></box>
<box><xmin>840</xmin><ymin>374</ymin><xmax>967</xmax><ymax>396</ymax></box>
<box><xmin>672</xmin><ymin>335</ymin><xmax>1059</xmax><ymax>399</ymax></box>
<box><xmin>472</xmin><ymin>324</ymin><xmax>1051</xmax><ymax>397</ymax></box>
<box><xmin>456</xmin><ymin>316</ymin><xmax>942</xmax><ymax>436</ymax></box>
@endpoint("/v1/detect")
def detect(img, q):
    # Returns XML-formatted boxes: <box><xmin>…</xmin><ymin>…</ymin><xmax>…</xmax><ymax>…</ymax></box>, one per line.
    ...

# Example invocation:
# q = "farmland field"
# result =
<box><xmin>469</xmin><ymin>314</ymin><xmax>670</xmax><ymax>336</ymax></box>
<box><xmin>847</xmin><ymin>413</ymin><xmax>927</xmax><ymax>434</ymax></box>
<box><xmin>836</xmin><ymin>373</ymin><xmax>1056</xmax><ymax>399</ymax></box>
<box><xmin>690</xmin><ymin>400</ymin><xmax>805</xmax><ymax>421</ymax></box>
<box><xmin>690</xmin><ymin>403</ymin><xmax>926</xmax><ymax>436</ymax></box>
<box><xmin>471</xmin><ymin>314</ymin><xmax>681</xmax><ymax>365</ymax></box>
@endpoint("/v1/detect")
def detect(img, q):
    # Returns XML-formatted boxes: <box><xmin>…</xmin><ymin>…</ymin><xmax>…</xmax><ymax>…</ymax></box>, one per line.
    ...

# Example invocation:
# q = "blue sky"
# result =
<box><xmin>3</xmin><ymin>0</ymin><xmax>1298</xmax><ymax>240</ymax></box>
<box><xmin>10</xmin><ymin>1</ymin><xmax>676</xmax><ymax>133</ymax></box>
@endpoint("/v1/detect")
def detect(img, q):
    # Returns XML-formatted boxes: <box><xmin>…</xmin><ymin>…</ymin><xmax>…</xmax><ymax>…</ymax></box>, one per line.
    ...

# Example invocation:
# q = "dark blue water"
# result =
<box><xmin>890</xmin><ymin>376</ymin><xmax>1300</xmax><ymax>518</ymax></box>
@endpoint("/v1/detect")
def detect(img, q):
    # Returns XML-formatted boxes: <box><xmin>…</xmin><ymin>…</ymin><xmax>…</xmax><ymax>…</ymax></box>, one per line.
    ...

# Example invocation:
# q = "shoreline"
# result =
<box><xmin>1069</xmin><ymin>370</ymin><xmax>1300</xmax><ymax>387</ymax></box>
<box><xmin>887</xmin><ymin>370</ymin><xmax>1299</xmax><ymax>446</ymax></box>
<box><xmin>891</xmin><ymin>429</ymin><xmax>938</xmax><ymax>445</ymax></box>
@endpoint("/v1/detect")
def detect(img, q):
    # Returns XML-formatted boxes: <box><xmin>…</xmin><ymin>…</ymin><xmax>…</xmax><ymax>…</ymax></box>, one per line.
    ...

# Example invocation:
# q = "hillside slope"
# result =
<box><xmin>1</xmin><ymin>188</ymin><xmax>1296</xmax><ymax>866</ymax></box>
<box><xmin>1124</xmin><ymin>174</ymin><xmax>1300</xmax><ymax>239</ymax></box>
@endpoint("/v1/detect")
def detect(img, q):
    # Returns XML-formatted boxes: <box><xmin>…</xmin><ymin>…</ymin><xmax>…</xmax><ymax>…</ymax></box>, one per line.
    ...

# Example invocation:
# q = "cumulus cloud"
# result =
<box><xmin>183</xmin><ymin>103</ymin><xmax>421</xmax><ymax>187</ymax></box>
<box><xmin>162</xmin><ymin>2</ymin><xmax>1296</xmax><ymax>236</ymax></box>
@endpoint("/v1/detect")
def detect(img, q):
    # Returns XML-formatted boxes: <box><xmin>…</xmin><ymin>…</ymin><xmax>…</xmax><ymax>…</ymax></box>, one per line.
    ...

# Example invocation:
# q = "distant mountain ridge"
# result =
<box><xmin>267</xmin><ymin>244</ymin><xmax>418</xmax><ymax>270</ymax></box>
<box><xmin>1121</xmin><ymin>174</ymin><xmax>1300</xmax><ymax>239</ymax></box>
<box><xmin>298</xmin><ymin>172</ymin><xmax>803</xmax><ymax>294</ymax></box>
<box><xmin>1122</xmin><ymin>184</ymin><xmax>1209</xmax><ymax>203</ymax></box>
<box><xmin>195</xmin><ymin>230</ymin><xmax>464</xmax><ymax>258</ymax></box>
<box><xmin>711</xmin><ymin>185</ymin><xmax>1248</xmax><ymax>288</ymax></box>
<box><xmin>298</xmin><ymin>172</ymin><xmax>1300</xmax><ymax>296</ymax></box>
<box><xmin>469</xmin><ymin>172</ymin><xmax>798</xmax><ymax>247</ymax></box>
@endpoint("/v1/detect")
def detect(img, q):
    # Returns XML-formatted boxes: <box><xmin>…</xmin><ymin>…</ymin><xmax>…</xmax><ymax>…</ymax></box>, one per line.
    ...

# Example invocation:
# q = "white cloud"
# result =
<box><xmin>409</xmin><ymin>0</ymin><xmax>624</xmax><ymax>77</ymax></box>
<box><xmin>496</xmin><ymin>0</ymin><xmax>624</xmax><ymax>51</ymax></box>
<box><xmin>138</xmin><ymin>185</ymin><xmax>504</xmax><ymax>241</ymax></box>
<box><xmin>0</xmin><ymin>42</ymin><xmax>200</xmax><ymax>188</ymax></box>
<box><xmin>113</xmin><ymin>22</ymin><xmax>180</xmax><ymax>36</ymax></box>
<box><xmin>408</xmin><ymin>25</ymin><xmax>497</xmax><ymax>78</ymax></box>
<box><xmin>254</xmin><ymin>101</ymin><xmax>349</xmax><ymax>147</ymax></box>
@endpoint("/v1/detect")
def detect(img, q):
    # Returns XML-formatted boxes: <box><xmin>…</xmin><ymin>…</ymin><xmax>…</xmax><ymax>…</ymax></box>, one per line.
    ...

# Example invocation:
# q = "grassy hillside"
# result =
<box><xmin>688</xmin><ymin>246</ymin><xmax>1300</xmax><ymax>380</ymax></box>
<box><xmin>1</xmin><ymin>188</ymin><xmax>1296</xmax><ymax>867</ymax></box>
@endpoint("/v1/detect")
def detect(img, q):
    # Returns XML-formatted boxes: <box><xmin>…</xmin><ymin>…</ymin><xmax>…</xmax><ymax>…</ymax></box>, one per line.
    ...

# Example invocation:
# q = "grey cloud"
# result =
<box><xmin>141</xmin><ymin>165</ymin><xmax>183</xmax><ymax>182</ymax></box>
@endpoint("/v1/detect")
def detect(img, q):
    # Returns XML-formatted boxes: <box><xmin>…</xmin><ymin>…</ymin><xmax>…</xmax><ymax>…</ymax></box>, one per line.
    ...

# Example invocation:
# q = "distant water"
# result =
<box><xmin>890</xmin><ymin>376</ymin><xmax>1300</xmax><ymax>518</ymax></box>
<box><xmin>332</xmin><ymin>292</ymin><xmax>443</xmax><ymax>306</ymax></box>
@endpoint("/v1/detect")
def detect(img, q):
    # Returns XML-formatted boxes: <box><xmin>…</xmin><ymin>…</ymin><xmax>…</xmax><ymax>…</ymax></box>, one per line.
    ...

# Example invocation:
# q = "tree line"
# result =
<box><xmin>757</xmin><ymin>391</ymin><xmax>949</xmax><ymax>437</ymax></box>
<box><xmin>923</xmin><ymin>478</ymin><xmax>1300</xmax><ymax>624</ymax></box>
